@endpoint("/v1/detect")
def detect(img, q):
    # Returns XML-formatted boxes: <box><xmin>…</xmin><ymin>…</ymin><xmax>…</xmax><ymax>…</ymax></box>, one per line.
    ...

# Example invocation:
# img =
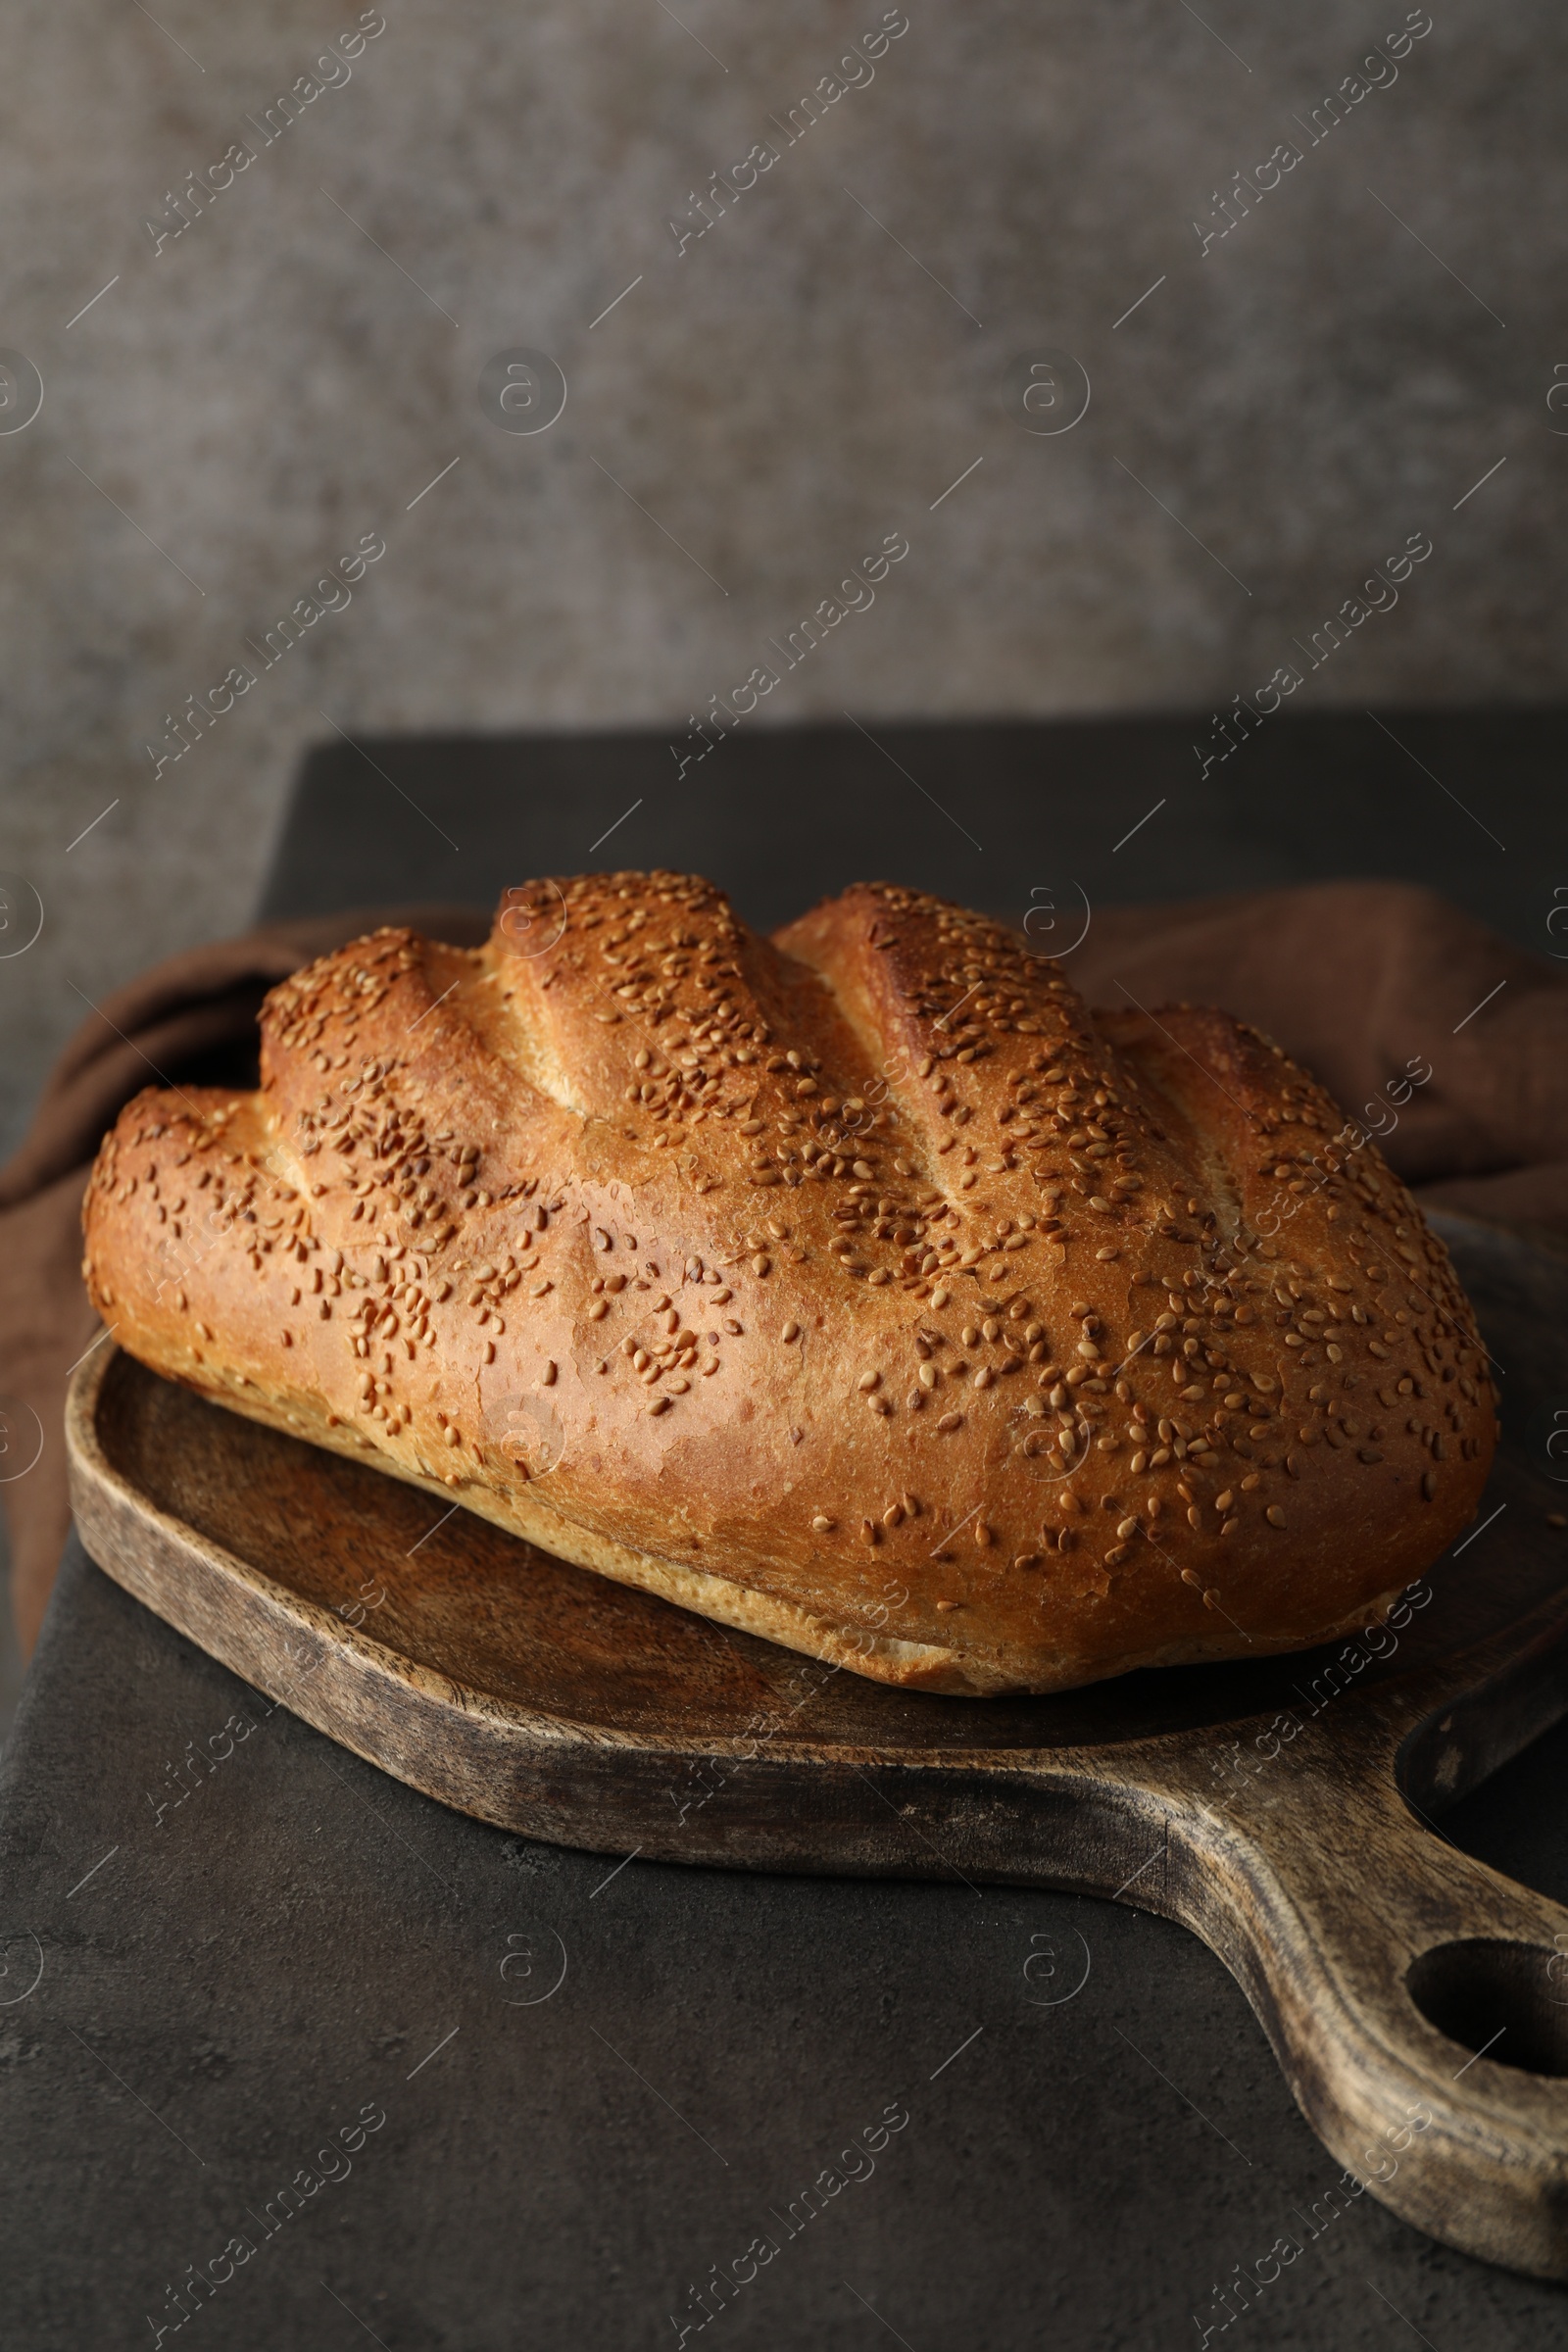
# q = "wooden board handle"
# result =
<box><xmin>1163</xmin><ymin>1705</ymin><xmax>1568</xmax><ymax>2277</ymax></box>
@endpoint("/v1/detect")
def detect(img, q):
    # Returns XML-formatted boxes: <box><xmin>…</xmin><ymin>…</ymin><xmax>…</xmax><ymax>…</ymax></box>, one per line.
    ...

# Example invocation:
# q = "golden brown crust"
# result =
<box><xmin>80</xmin><ymin>876</ymin><xmax>1497</xmax><ymax>1696</ymax></box>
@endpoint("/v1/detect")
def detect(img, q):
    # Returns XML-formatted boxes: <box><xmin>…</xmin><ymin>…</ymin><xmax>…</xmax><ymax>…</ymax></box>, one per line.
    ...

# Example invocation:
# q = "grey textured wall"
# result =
<box><xmin>0</xmin><ymin>0</ymin><xmax>1562</xmax><ymax>1153</ymax></box>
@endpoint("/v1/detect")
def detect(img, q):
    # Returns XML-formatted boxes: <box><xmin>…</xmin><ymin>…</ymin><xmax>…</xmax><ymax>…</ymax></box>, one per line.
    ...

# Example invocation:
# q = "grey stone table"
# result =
<box><xmin>5</xmin><ymin>716</ymin><xmax>1568</xmax><ymax>2350</ymax></box>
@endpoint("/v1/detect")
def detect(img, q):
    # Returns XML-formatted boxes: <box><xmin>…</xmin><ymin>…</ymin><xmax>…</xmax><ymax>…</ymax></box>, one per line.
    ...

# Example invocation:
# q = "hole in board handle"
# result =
<box><xmin>1406</xmin><ymin>1938</ymin><xmax>1568</xmax><ymax>2078</ymax></box>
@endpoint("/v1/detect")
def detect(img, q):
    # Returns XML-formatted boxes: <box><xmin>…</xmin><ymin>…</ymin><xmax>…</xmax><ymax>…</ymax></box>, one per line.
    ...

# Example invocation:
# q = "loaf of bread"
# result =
<box><xmin>80</xmin><ymin>874</ymin><xmax>1496</xmax><ymax>1695</ymax></box>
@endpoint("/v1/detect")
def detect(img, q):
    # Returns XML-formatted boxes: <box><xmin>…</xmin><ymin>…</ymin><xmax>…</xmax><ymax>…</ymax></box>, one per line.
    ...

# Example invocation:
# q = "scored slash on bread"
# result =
<box><xmin>80</xmin><ymin>874</ymin><xmax>1496</xmax><ymax>1696</ymax></box>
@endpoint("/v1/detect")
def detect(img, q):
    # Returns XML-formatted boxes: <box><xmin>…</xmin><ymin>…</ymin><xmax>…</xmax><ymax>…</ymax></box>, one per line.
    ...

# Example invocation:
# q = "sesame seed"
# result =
<box><xmin>648</xmin><ymin>1396</ymin><xmax>672</xmax><ymax>1415</ymax></box>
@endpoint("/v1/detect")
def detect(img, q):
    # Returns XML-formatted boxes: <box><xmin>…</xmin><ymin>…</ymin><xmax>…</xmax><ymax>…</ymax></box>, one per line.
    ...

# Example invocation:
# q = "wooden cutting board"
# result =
<box><xmin>65</xmin><ymin>1213</ymin><xmax>1568</xmax><ymax>2279</ymax></box>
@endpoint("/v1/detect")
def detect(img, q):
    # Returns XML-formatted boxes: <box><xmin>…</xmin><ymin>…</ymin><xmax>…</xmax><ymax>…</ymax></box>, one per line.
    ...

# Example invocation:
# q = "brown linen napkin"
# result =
<box><xmin>1</xmin><ymin>880</ymin><xmax>1563</xmax><ymax>1655</ymax></box>
<box><xmin>1072</xmin><ymin>880</ymin><xmax>1568</xmax><ymax>1233</ymax></box>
